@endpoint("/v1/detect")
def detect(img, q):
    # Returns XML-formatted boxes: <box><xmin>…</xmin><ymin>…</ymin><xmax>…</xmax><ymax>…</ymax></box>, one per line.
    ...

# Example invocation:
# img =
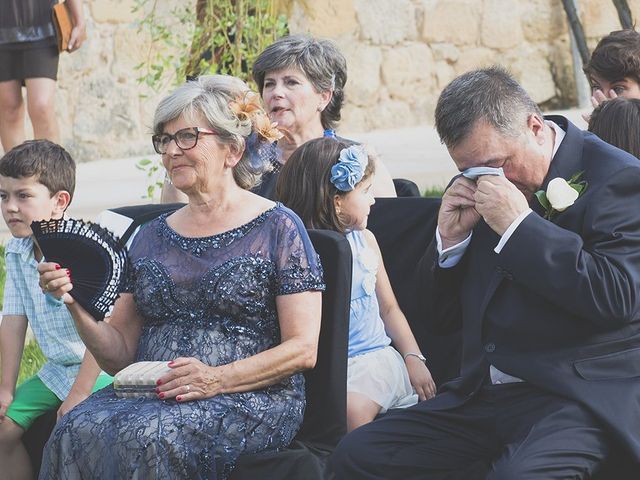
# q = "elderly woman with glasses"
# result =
<box><xmin>37</xmin><ymin>75</ymin><xmax>325</xmax><ymax>480</ymax></box>
<box><xmin>162</xmin><ymin>34</ymin><xmax>397</xmax><ymax>202</ymax></box>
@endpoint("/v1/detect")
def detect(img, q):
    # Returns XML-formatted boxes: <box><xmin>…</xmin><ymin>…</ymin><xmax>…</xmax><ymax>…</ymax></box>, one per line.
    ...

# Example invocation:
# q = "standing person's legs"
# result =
<box><xmin>25</xmin><ymin>78</ymin><xmax>59</xmax><ymax>144</ymax></box>
<box><xmin>330</xmin><ymin>396</ymin><xmax>500</xmax><ymax>480</ymax></box>
<box><xmin>0</xmin><ymin>80</ymin><xmax>25</xmax><ymax>151</ymax></box>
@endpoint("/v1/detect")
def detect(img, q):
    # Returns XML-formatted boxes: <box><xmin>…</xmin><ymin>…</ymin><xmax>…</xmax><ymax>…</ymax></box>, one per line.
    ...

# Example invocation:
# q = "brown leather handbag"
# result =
<box><xmin>52</xmin><ymin>0</ymin><xmax>73</xmax><ymax>52</ymax></box>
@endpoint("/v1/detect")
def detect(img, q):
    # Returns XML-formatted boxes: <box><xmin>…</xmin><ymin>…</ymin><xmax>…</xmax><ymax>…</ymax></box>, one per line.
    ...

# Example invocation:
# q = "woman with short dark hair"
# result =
<box><xmin>251</xmin><ymin>34</ymin><xmax>396</xmax><ymax>199</ymax></box>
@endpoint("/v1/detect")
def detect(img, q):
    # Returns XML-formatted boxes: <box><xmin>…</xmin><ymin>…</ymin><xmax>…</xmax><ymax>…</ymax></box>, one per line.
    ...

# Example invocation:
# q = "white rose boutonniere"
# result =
<box><xmin>535</xmin><ymin>171</ymin><xmax>587</xmax><ymax>220</ymax></box>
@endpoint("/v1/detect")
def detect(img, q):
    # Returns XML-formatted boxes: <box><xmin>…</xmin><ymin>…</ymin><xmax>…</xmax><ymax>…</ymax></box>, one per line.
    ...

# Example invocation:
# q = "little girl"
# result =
<box><xmin>276</xmin><ymin>138</ymin><xmax>436</xmax><ymax>431</ymax></box>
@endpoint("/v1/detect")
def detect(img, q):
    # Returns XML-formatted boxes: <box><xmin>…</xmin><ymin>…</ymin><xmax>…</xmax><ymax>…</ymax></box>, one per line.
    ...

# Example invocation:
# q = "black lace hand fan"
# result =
<box><xmin>30</xmin><ymin>218</ymin><xmax>129</xmax><ymax>321</ymax></box>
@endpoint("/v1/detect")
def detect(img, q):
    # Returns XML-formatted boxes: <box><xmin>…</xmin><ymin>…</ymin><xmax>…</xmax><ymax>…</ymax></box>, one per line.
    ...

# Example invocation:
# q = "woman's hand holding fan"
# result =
<box><xmin>38</xmin><ymin>261</ymin><xmax>74</xmax><ymax>304</ymax></box>
<box><xmin>32</xmin><ymin>218</ymin><xmax>129</xmax><ymax>321</ymax></box>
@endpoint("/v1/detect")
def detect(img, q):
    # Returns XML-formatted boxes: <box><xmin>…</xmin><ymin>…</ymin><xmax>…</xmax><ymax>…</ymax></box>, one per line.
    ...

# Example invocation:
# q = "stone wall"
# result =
<box><xmin>41</xmin><ymin>0</ymin><xmax>640</xmax><ymax>161</ymax></box>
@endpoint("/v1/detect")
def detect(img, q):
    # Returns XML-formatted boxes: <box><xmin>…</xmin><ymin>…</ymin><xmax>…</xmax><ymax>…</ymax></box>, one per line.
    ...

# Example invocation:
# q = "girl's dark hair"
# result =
<box><xmin>588</xmin><ymin>97</ymin><xmax>640</xmax><ymax>159</ymax></box>
<box><xmin>276</xmin><ymin>138</ymin><xmax>375</xmax><ymax>233</ymax></box>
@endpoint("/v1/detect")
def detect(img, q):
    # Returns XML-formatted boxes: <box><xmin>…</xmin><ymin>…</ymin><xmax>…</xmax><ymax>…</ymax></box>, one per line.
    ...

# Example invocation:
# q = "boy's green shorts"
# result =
<box><xmin>6</xmin><ymin>374</ymin><xmax>112</xmax><ymax>430</ymax></box>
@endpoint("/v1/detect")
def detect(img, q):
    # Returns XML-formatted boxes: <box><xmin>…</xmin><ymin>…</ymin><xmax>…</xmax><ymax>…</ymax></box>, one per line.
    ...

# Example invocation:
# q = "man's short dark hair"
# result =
<box><xmin>435</xmin><ymin>66</ymin><xmax>542</xmax><ymax>149</ymax></box>
<box><xmin>0</xmin><ymin>140</ymin><xmax>76</xmax><ymax>200</ymax></box>
<box><xmin>584</xmin><ymin>29</ymin><xmax>640</xmax><ymax>85</ymax></box>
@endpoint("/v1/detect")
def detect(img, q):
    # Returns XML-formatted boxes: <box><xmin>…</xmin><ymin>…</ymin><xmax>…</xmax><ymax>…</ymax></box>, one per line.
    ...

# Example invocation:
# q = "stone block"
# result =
<box><xmin>288</xmin><ymin>0</ymin><xmax>358</xmax><ymax>38</ymax></box>
<box><xmin>381</xmin><ymin>43</ymin><xmax>435</xmax><ymax>102</ymax></box>
<box><xmin>54</xmin><ymin>88</ymin><xmax>73</xmax><ymax>147</ymax></box>
<box><xmin>521</xmin><ymin>0</ymin><xmax>566</xmax><ymax>42</ymax></box>
<box><xmin>57</xmin><ymin>24</ymin><xmax>105</xmax><ymax>82</ymax></box>
<box><xmin>581</xmin><ymin>0</ymin><xmax>622</xmax><ymax>40</ymax></box>
<box><xmin>431</xmin><ymin>43</ymin><xmax>460</xmax><ymax>63</ymax></box>
<box><xmin>74</xmin><ymin>77</ymin><xmax>142</xmax><ymax>158</ymax></box>
<box><xmin>340</xmin><ymin>103</ymin><xmax>368</xmax><ymax>133</ymax></box>
<box><xmin>341</xmin><ymin>43</ymin><xmax>383</xmax><ymax>107</ymax></box>
<box><xmin>355</xmin><ymin>0</ymin><xmax>417</xmax><ymax>45</ymax></box>
<box><xmin>111</xmin><ymin>25</ymin><xmax>152</xmax><ymax>80</ymax></box>
<box><xmin>435</xmin><ymin>61</ymin><xmax>456</xmax><ymax>90</ymax></box>
<box><xmin>421</xmin><ymin>0</ymin><xmax>481</xmax><ymax>46</ymax></box>
<box><xmin>369</xmin><ymin>99</ymin><xmax>416</xmax><ymax>130</ymax></box>
<box><xmin>453</xmin><ymin>47</ymin><xmax>497</xmax><ymax>75</ymax></box>
<box><xmin>481</xmin><ymin>0</ymin><xmax>524</xmax><ymax>49</ymax></box>
<box><xmin>508</xmin><ymin>46</ymin><xmax>557</xmax><ymax>104</ymax></box>
<box><xmin>90</xmin><ymin>0</ymin><xmax>140</xmax><ymax>24</ymax></box>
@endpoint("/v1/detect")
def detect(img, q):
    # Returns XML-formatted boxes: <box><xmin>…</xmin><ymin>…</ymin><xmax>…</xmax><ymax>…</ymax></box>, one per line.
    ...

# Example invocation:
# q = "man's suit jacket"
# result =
<box><xmin>420</xmin><ymin>116</ymin><xmax>640</xmax><ymax>460</ymax></box>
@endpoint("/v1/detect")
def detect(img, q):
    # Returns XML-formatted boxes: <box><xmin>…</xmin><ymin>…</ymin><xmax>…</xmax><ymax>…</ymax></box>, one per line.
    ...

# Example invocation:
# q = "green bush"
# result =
<box><xmin>18</xmin><ymin>340</ymin><xmax>46</xmax><ymax>385</ymax></box>
<box><xmin>423</xmin><ymin>186</ymin><xmax>445</xmax><ymax>197</ymax></box>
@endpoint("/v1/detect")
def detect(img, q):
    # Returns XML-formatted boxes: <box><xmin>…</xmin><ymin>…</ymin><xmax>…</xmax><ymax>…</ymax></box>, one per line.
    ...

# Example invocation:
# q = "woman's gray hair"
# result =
<box><xmin>153</xmin><ymin>75</ymin><xmax>262</xmax><ymax>190</ymax></box>
<box><xmin>435</xmin><ymin>66</ymin><xmax>543</xmax><ymax>149</ymax></box>
<box><xmin>252</xmin><ymin>34</ymin><xmax>347</xmax><ymax>130</ymax></box>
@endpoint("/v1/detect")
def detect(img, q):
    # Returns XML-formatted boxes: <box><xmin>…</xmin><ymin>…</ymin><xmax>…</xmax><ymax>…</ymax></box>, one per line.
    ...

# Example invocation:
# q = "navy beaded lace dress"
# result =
<box><xmin>39</xmin><ymin>204</ymin><xmax>325</xmax><ymax>480</ymax></box>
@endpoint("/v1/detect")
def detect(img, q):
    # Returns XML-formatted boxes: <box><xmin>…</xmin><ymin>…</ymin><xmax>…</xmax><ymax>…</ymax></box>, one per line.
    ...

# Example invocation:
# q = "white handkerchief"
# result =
<box><xmin>461</xmin><ymin>166</ymin><xmax>505</xmax><ymax>179</ymax></box>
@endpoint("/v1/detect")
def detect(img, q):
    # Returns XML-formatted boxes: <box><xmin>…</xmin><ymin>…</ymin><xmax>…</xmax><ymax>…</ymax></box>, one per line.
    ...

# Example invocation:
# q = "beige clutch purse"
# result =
<box><xmin>114</xmin><ymin>361</ymin><xmax>172</xmax><ymax>398</ymax></box>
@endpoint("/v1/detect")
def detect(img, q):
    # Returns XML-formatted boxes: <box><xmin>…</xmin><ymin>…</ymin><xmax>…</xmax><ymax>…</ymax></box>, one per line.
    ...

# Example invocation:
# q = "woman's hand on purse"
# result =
<box><xmin>156</xmin><ymin>357</ymin><xmax>224</xmax><ymax>402</ymax></box>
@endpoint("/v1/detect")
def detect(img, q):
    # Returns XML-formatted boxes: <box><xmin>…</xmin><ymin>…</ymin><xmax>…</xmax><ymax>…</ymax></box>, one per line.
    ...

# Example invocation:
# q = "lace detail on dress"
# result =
<box><xmin>39</xmin><ymin>204</ymin><xmax>324</xmax><ymax>480</ymax></box>
<box><xmin>156</xmin><ymin>206</ymin><xmax>276</xmax><ymax>257</ymax></box>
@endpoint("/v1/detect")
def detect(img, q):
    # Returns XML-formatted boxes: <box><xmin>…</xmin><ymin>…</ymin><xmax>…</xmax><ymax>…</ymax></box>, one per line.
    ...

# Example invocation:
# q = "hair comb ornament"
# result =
<box><xmin>330</xmin><ymin>145</ymin><xmax>369</xmax><ymax>192</ymax></box>
<box><xmin>229</xmin><ymin>91</ymin><xmax>283</xmax><ymax>143</ymax></box>
<box><xmin>229</xmin><ymin>91</ymin><xmax>264</xmax><ymax>122</ymax></box>
<box><xmin>229</xmin><ymin>90</ymin><xmax>283</xmax><ymax>173</ymax></box>
<box><xmin>30</xmin><ymin>218</ymin><xmax>129</xmax><ymax>321</ymax></box>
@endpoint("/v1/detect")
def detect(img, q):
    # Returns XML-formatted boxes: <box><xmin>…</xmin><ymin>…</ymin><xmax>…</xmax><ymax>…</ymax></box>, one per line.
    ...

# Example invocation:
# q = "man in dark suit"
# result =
<box><xmin>330</xmin><ymin>66</ymin><xmax>640</xmax><ymax>479</ymax></box>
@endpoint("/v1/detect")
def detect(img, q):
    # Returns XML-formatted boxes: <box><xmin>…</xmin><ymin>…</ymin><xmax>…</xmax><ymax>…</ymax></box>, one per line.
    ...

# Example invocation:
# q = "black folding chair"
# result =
<box><xmin>232</xmin><ymin>229</ymin><xmax>351</xmax><ymax>479</ymax></box>
<box><xmin>368</xmin><ymin>196</ymin><xmax>461</xmax><ymax>386</ymax></box>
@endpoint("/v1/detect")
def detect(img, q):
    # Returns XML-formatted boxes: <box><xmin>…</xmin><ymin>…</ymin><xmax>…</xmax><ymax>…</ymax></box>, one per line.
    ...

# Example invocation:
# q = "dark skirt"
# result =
<box><xmin>0</xmin><ymin>38</ymin><xmax>58</xmax><ymax>82</ymax></box>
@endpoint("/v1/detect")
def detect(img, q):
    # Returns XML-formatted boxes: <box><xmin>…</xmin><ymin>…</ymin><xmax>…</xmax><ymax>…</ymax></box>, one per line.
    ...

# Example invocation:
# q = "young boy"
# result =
<box><xmin>583</xmin><ymin>29</ymin><xmax>640</xmax><ymax>119</ymax></box>
<box><xmin>0</xmin><ymin>140</ymin><xmax>111</xmax><ymax>479</ymax></box>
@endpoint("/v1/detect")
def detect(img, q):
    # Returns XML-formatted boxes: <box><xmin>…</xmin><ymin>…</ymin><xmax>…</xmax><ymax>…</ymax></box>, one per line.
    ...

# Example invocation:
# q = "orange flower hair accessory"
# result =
<box><xmin>229</xmin><ymin>91</ymin><xmax>263</xmax><ymax>122</ymax></box>
<box><xmin>229</xmin><ymin>90</ymin><xmax>283</xmax><ymax>143</ymax></box>
<box><xmin>254</xmin><ymin>113</ymin><xmax>284</xmax><ymax>143</ymax></box>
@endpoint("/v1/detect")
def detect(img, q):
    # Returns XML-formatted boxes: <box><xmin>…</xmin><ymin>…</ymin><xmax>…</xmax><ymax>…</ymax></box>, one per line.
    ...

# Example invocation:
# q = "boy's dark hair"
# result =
<box><xmin>588</xmin><ymin>97</ymin><xmax>640</xmax><ymax>159</ymax></box>
<box><xmin>584</xmin><ymin>29</ymin><xmax>640</xmax><ymax>85</ymax></box>
<box><xmin>276</xmin><ymin>137</ymin><xmax>375</xmax><ymax>234</ymax></box>
<box><xmin>0</xmin><ymin>140</ymin><xmax>76</xmax><ymax>200</ymax></box>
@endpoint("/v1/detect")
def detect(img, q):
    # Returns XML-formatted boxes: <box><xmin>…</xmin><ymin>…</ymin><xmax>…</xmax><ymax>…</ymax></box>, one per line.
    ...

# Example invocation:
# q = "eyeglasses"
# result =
<box><xmin>152</xmin><ymin>127</ymin><xmax>218</xmax><ymax>154</ymax></box>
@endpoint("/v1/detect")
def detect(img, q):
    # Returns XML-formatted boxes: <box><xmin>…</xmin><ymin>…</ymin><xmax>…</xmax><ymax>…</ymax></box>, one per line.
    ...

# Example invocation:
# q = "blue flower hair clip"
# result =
<box><xmin>330</xmin><ymin>145</ymin><xmax>369</xmax><ymax>192</ymax></box>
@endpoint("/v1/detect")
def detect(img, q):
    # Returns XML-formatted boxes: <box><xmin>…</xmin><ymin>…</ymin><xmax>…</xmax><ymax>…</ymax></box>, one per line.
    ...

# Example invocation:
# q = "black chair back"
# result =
<box><xmin>295</xmin><ymin>229</ymin><xmax>351</xmax><ymax>447</ymax></box>
<box><xmin>368</xmin><ymin>196</ymin><xmax>461</xmax><ymax>386</ymax></box>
